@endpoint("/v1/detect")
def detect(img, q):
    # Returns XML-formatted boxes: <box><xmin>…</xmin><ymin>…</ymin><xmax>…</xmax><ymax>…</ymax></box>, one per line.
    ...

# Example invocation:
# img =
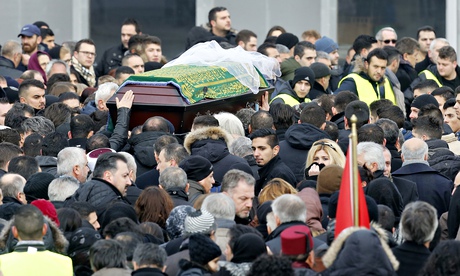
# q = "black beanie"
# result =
<box><xmin>276</xmin><ymin>33</ymin><xmax>299</xmax><ymax>49</ymax></box>
<box><xmin>189</xmin><ymin>233</ymin><xmax>221</xmax><ymax>265</ymax></box>
<box><xmin>179</xmin><ymin>156</ymin><xmax>213</xmax><ymax>182</ymax></box>
<box><xmin>310</xmin><ymin>62</ymin><xmax>331</xmax><ymax>79</ymax></box>
<box><xmin>411</xmin><ymin>94</ymin><xmax>438</xmax><ymax>109</ymax></box>
<box><xmin>24</xmin><ymin>172</ymin><xmax>55</xmax><ymax>203</ymax></box>
<box><xmin>292</xmin><ymin>66</ymin><xmax>315</xmax><ymax>87</ymax></box>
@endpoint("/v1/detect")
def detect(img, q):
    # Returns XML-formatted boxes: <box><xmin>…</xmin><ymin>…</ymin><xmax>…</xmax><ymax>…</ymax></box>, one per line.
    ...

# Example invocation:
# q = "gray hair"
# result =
<box><xmin>159</xmin><ymin>167</ymin><xmax>187</xmax><ymax>190</ymax></box>
<box><xmin>272</xmin><ymin>194</ymin><xmax>307</xmax><ymax>223</ymax></box>
<box><xmin>276</xmin><ymin>44</ymin><xmax>290</xmax><ymax>54</ymax></box>
<box><xmin>118</xmin><ymin>152</ymin><xmax>137</xmax><ymax>177</ymax></box>
<box><xmin>316</xmin><ymin>51</ymin><xmax>331</xmax><ymax>61</ymax></box>
<box><xmin>48</xmin><ymin>176</ymin><xmax>79</xmax><ymax>201</ymax></box>
<box><xmin>57</xmin><ymin>147</ymin><xmax>86</xmax><ymax>176</ymax></box>
<box><xmin>202</xmin><ymin>193</ymin><xmax>236</xmax><ymax>221</ymax></box>
<box><xmin>21</xmin><ymin>117</ymin><xmax>55</xmax><ymax>137</ymax></box>
<box><xmin>45</xmin><ymin>59</ymin><xmax>70</xmax><ymax>76</ymax></box>
<box><xmin>213</xmin><ymin>112</ymin><xmax>245</xmax><ymax>137</ymax></box>
<box><xmin>400</xmin><ymin>201</ymin><xmax>438</xmax><ymax>244</ymax></box>
<box><xmin>266</xmin><ymin>212</ymin><xmax>277</xmax><ymax>232</ymax></box>
<box><xmin>221</xmin><ymin>169</ymin><xmax>255</xmax><ymax>194</ymax></box>
<box><xmin>401</xmin><ymin>139</ymin><xmax>428</xmax><ymax>161</ymax></box>
<box><xmin>375</xmin><ymin>118</ymin><xmax>400</xmax><ymax>145</ymax></box>
<box><xmin>375</xmin><ymin>27</ymin><xmax>397</xmax><ymax>41</ymax></box>
<box><xmin>229</xmin><ymin>136</ymin><xmax>253</xmax><ymax>158</ymax></box>
<box><xmin>95</xmin><ymin>82</ymin><xmax>119</xmax><ymax>103</ymax></box>
<box><xmin>132</xmin><ymin>243</ymin><xmax>167</xmax><ymax>268</ymax></box>
<box><xmin>357</xmin><ymin>142</ymin><xmax>385</xmax><ymax>170</ymax></box>
<box><xmin>0</xmin><ymin>173</ymin><xmax>25</xmax><ymax>198</ymax></box>
<box><xmin>430</xmin><ymin>38</ymin><xmax>449</xmax><ymax>52</ymax></box>
<box><xmin>1</xmin><ymin>40</ymin><xmax>22</xmax><ymax>58</ymax></box>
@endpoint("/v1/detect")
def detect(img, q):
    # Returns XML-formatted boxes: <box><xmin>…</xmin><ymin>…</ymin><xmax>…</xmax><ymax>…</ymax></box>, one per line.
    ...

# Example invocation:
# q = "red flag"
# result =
<box><xmin>334</xmin><ymin>141</ymin><xmax>370</xmax><ymax>238</ymax></box>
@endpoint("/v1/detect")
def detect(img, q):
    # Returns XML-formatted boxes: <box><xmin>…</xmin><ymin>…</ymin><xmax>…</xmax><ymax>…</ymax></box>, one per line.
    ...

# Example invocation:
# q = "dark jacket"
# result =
<box><xmin>309</xmin><ymin>81</ymin><xmax>331</xmax><ymax>100</ymax></box>
<box><xmin>187</xmin><ymin>180</ymin><xmax>206</xmax><ymax>206</ymax></box>
<box><xmin>392</xmin><ymin>162</ymin><xmax>453</xmax><ymax>217</ymax></box>
<box><xmin>279</xmin><ymin>123</ymin><xmax>330</xmax><ymax>183</ymax></box>
<box><xmin>127</xmin><ymin>131</ymin><xmax>170</xmax><ymax>177</ymax></box>
<box><xmin>415</xmin><ymin>54</ymin><xmax>433</xmax><ymax>74</ymax></box>
<box><xmin>184</xmin><ymin>127</ymin><xmax>253</xmax><ymax>187</ymax></box>
<box><xmin>65</xmin><ymin>178</ymin><xmax>131</xmax><ymax>217</ymax></box>
<box><xmin>71</xmin><ymin>65</ymin><xmax>91</xmax><ymax>87</ymax></box>
<box><xmin>131</xmin><ymin>267</ymin><xmax>167</xmax><ymax>276</ymax></box>
<box><xmin>0</xmin><ymin>197</ymin><xmax>23</xmax><ymax>221</ymax></box>
<box><xmin>256</xmin><ymin>155</ymin><xmax>296</xmax><ymax>195</ymax></box>
<box><xmin>244</xmin><ymin>155</ymin><xmax>259</xmax><ymax>181</ymax></box>
<box><xmin>0</xmin><ymin>56</ymin><xmax>22</xmax><ymax>79</ymax></box>
<box><xmin>429</xmin><ymin>151</ymin><xmax>460</xmax><ymax>181</ymax></box>
<box><xmin>95</xmin><ymin>44</ymin><xmax>126</xmax><ymax>77</ymax></box>
<box><xmin>167</xmin><ymin>188</ymin><xmax>191</xmax><ymax>207</ymax></box>
<box><xmin>396</xmin><ymin>60</ymin><xmax>418</xmax><ymax>92</ymax></box>
<box><xmin>319</xmin><ymin>194</ymin><xmax>332</xmax><ymax>229</ymax></box>
<box><xmin>387</xmin><ymin>144</ymin><xmax>402</xmax><ymax>173</ymax></box>
<box><xmin>373</xmin><ymin>170</ymin><xmax>418</xmax><ymax>209</ymax></box>
<box><xmin>109</xmin><ymin>107</ymin><xmax>131</xmax><ymax>152</ymax></box>
<box><xmin>392</xmin><ymin>241</ymin><xmax>431</xmax><ymax>276</ymax></box>
<box><xmin>35</xmin><ymin>156</ymin><xmax>57</xmax><ymax>176</ymax></box>
<box><xmin>448</xmin><ymin>186</ymin><xmax>460</xmax><ymax>238</ymax></box>
<box><xmin>135</xmin><ymin>168</ymin><xmax>160</xmax><ymax>189</ymax></box>
<box><xmin>330</xmin><ymin>111</ymin><xmax>345</xmax><ymax>130</ymax></box>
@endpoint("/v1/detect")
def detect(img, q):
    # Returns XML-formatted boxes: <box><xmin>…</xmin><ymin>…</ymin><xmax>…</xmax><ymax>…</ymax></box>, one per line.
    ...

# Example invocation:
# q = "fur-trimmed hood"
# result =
<box><xmin>184</xmin><ymin>126</ymin><xmax>233</xmax><ymax>154</ymax></box>
<box><xmin>321</xmin><ymin>225</ymin><xmax>399</xmax><ymax>275</ymax></box>
<box><xmin>0</xmin><ymin>215</ymin><xmax>68</xmax><ymax>254</ymax></box>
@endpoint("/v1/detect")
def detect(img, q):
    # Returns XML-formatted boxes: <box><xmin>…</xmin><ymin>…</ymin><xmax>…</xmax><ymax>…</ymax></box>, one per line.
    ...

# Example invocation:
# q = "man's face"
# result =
<box><xmin>74</xmin><ymin>43</ymin><xmax>96</xmax><ymax>68</ymax></box>
<box><xmin>418</xmin><ymin>31</ymin><xmax>436</xmax><ymax>53</ymax></box>
<box><xmin>88</xmin><ymin>212</ymin><xmax>100</xmax><ymax>230</ymax></box>
<box><xmin>383</xmin><ymin>150</ymin><xmax>392</xmax><ymax>177</ymax></box>
<box><xmin>107</xmin><ymin>160</ymin><xmax>131</xmax><ymax>196</ymax></box>
<box><xmin>48</xmin><ymin>63</ymin><xmax>67</xmax><ymax>78</ymax></box>
<box><xmin>145</xmin><ymin>43</ymin><xmax>162</xmax><ymax>63</ymax></box>
<box><xmin>437</xmin><ymin>58</ymin><xmax>457</xmax><ymax>79</ymax></box>
<box><xmin>365</xmin><ymin>56</ymin><xmax>387</xmax><ymax>82</ymax></box>
<box><xmin>252</xmin><ymin>137</ymin><xmax>278</xmax><ymax>166</ymax></box>
<box><xmin>20</xmin><ymin>86</ymin><xmax>46</xmax><ymax>110</ymax></box>
<box><xmin>409</xmin><ymin>107</ymin><xmax>420</xmax><ymax>120</ymax></box>
<box><xmin>444</xmin><ymin>107</ymin><xmax>460</xmax><ymax>133</ymax></box>
<box><xmin>156</xmin><ymin>149</ymin><xmax>172</xmax><ymax>174</ymax></box>
<box><xmin>228</xmin><ymin>181</ymin><xmax>254</xmax><ymax>218</ymax></box>
<box><xmin>198</xmin><ymin>172</ymin><xmax>215</xmax><ymax>194</ymax></box>
<box><xmin>293</xmin><ymin>80</ymin><xmax>311</xmax><ymax>98</ymax></box>
<box><xmin>296</xmin><ymin>49</ymin><xmax>316</xmax><ymax>67</ymax></box>
<box><xmin>328</xmin><ymin>49</ymin><xmax>340</xmax><ymax>65</ymax></box>
<box><xmin>243</xmin><ymin>36</ymin><xmax>257</xmax><ymax>52</ymax></box>
<box><xmin>127</xmin><ymin>56</ymin><xmax>145</xmax><ymax>74</ymax></box>
<box><xmin>20</xmin><ymin>35</ymin><xmax>40</xmax><ymax>54</ymax></box>
<box><xmin>357</xmin><ymin>153</ymin><xmax>377</xmax><ymax>173</ymax></box>
<box><xmin>0</xmin><ymin>103</ymin><xmax>12</xmax><ymax>125</ymax></box>
<box><xmin>265</xmin><ymin>47</ymin><xmax>281</xmax><ymax>63</ymax></box>
<box><xmin>62</xmin><ymin>98</ymin><xmax>80</xmax><ymax>109</ymax></box>
<box><xmin>43</xmin><ymin>35</ymin><xmax>55</xmax><ymax>50</ymax></box>
<box><xmin>121</xmin><ymin>24</ymin><xmax>137</xmax><ymax>49</ymax></box>
<box><xmin>405</xmin><ymin>50</ymin><xmax>420</xmax><ymax>68</ymax></box>
<box><xmin>76</xmin><ymin>155</ymin><xmax>90</xmax><ymax>183</ymax></box>
<box><xmin>380</xmin><ymin>30</ymin><xmax>397</xmax><ymax>46</ymax></box>
<box><xmin>455</xmin><ymin>94</ymin><xmax>460</xmax><ymax>117</ymax></box>
<box><xmin>212</xmin><ymin>10</ymin><xmax>231</xmax><ymax>32</ymax></box>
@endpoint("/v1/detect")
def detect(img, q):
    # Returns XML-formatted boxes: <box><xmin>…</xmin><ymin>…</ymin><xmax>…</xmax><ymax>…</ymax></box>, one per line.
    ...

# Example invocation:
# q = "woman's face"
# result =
<box><xmin>38</xmin><ymin>55</ymin><xmax>50</xmax><ymax>71</ymax></box>
<box><xmin>313</xmin><ymin>149</ymin><xmax>331</xmax><ymax>166</ymax></box>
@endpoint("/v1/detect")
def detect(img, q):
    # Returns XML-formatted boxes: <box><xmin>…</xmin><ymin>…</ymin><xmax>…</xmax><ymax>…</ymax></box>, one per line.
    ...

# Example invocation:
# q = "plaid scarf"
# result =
<box><xmin>72</xmin><ymin>56</ymin><xmax>96</xmax><ymax>87</ymax></box>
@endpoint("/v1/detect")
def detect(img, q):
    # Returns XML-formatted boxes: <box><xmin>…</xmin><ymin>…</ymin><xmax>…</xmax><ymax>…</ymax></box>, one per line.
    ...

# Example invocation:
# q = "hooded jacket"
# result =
<box><xmin>256</xmin><ymin>155</ymin><xmax>296</xmax><ymax>196</ymax></box>
<box><xmin>270</xmin><ymin>78</ymin><xmax>310</xmax><ymax>106</ymax></box>
<box><xmin>184</xmin><ymin>127</ymin><xmax>253</xmax><ymax>186</ymax></box>
<box><xmin>279</xmin><ymin>123</ymin><xmax>331</xmax><ymax>183</ymax></box>
<box><xmin>320</xmin><ymin>227</ymin><xmax>399</xmax><ymax>276</ymax></box>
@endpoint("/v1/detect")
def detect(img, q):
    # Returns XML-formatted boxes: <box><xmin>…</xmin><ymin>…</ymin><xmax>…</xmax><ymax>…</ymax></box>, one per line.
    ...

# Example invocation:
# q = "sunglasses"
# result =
<box><xmin>313</xmin><ymin>141</ymin><xmax>337</xmax><ymax>152</ymax></box>
<box><xmin>382</xmin><ymin>39</ymin><xmax>397</xmax><ymax>44</ymax></box>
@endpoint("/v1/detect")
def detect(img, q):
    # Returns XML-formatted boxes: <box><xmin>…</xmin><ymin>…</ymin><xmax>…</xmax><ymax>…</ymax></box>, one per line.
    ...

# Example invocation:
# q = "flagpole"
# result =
<box><xmin>350</xmin><ymin>114</ymin><xmax>359</xmax><ymax>226</ymax></box>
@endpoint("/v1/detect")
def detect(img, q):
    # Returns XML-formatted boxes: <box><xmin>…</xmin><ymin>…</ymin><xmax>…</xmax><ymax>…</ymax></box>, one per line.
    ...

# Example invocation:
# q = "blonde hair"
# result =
<box><xmin>305</xmin><ymin>138</ymin><xmax>345</xmax><ymax>170</ymax></box>
<box><xmin>258</xmin><ymin>178</ymin><xmax>297</xmax><ymax>204</ymax></box>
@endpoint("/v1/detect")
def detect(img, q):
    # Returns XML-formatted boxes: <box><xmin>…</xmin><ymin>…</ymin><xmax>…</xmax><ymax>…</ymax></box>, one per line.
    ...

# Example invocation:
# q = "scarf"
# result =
<box><xmin>72</xmin><ymin>56</ymin><xmax>96</xmax><ymax>87</ymax></box>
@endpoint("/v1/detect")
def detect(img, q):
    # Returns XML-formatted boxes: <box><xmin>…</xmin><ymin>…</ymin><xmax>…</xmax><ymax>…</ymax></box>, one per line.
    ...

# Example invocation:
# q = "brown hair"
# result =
<box><xmin>258</xmin><ymin>178</ymin><xmax>297</xmax><ymax>204</ymax></box>
<box><xmin>134</xmin><ymin>186</ymin><xmax>174</xmax><ymax>228</ymax></box>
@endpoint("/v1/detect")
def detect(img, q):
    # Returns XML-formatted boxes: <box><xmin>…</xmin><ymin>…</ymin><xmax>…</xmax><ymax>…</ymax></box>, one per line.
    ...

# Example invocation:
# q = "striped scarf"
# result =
<box><xmin>71</xmin><ymin>56</ymin><xmax>96</xmax><ymax>87</ymax></box>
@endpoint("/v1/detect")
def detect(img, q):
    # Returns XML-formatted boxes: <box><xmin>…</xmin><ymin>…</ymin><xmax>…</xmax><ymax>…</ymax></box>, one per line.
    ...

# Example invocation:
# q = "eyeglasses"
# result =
<box><xmin>313</xmin><ymin>141</ymin><xmax>337</xmax><ymax>152</ymax></box>
<box><xmin>382</xmin><ymin>39</ymin><xmax>397</xmax><ymax>44</ymax></box>
<box><xmin>79</xmin><ymin>51</ymin><xmax>97</xmax><ymax>57</ymax></box>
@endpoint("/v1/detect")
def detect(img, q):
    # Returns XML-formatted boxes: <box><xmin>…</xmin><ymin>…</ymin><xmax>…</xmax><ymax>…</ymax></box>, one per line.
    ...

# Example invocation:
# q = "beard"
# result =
<box><xmin>22</xmin><ymin>41</ymin><xmax>37</xmax><ymax>54</ymax></box>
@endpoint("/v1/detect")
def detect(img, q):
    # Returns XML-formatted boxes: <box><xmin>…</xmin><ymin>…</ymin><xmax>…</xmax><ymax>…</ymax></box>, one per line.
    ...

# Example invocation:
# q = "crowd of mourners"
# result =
<box><xmin>1</xmin><ymin>4</ymin><xmax>460</xmax><ymax>276</ymax></box>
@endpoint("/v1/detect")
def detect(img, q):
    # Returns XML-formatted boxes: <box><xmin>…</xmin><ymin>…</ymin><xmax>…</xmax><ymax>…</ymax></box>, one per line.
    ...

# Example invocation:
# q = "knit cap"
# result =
<box><xmin>189</xmin><ymin>233</ymin><xmax>222</xmax><ymax>265</ymax></box>
<box><xmin>411</xmin><ymin>94</ymin><xmax>439</xmax><ymax>109</ymax></box>
<box><xmin>315</xmin><ymin>36</ymin><xmax>339</xmax><ymax>54</ymax></box>
<box><xmin>24</xmin><ymin>172</ymin><xmax>55</xmax><ymax>202</ymax></box>
<box><xmin>292</xmin><ymin>67</ymin><xmax>315</xmax><ymax>87</ymax></box>
<box><xmin>31</xmin><ymin>199</ymin><xmax>60</xmax><ymax>227</ymax></box>
<box><xmin>317</xmin><ymin>165</ymin><xmax>343</xmax><ymax>194</ymax></box>
<box><xmin>310</xmin><ymin>62</ymin><xmax>331</xmax><ymax>79</ymax></box>
<box><xmin>184</xmin><ymin>209</ymin><xmax>215</xmax><ymax>234</ymax></box>
<box><xmin>166</xmin><ymin>205</ymin><xmax>196</xmax><ymax>239</ymax></box>
<box><xmin>276</xmin><ymin>33</ymin><xmax>299</xmax><ymax>49</ymax></box>
<box><xmin>179</xmin><ymin>156</ymin><xmax>213</xmax><ymax>182</ymax></box>
<box><xmin>68</xmin><ymin>227</ymin><xmax>102</xmax><ymax>258</ymax></box>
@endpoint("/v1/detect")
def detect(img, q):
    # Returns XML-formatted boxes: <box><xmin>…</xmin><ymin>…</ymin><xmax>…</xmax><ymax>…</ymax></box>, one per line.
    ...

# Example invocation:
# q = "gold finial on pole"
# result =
<box><xmin>350</xmin><ymin>114</ymin><xmax>359</xmax><ymax>226</ymax></box>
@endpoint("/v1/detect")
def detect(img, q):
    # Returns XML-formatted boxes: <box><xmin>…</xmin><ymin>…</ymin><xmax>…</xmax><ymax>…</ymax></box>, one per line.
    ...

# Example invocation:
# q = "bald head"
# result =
<box><xmin>401</xmin><ymin>138</ymin><xmax>428</xmax><ymax>162</ymax></box>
